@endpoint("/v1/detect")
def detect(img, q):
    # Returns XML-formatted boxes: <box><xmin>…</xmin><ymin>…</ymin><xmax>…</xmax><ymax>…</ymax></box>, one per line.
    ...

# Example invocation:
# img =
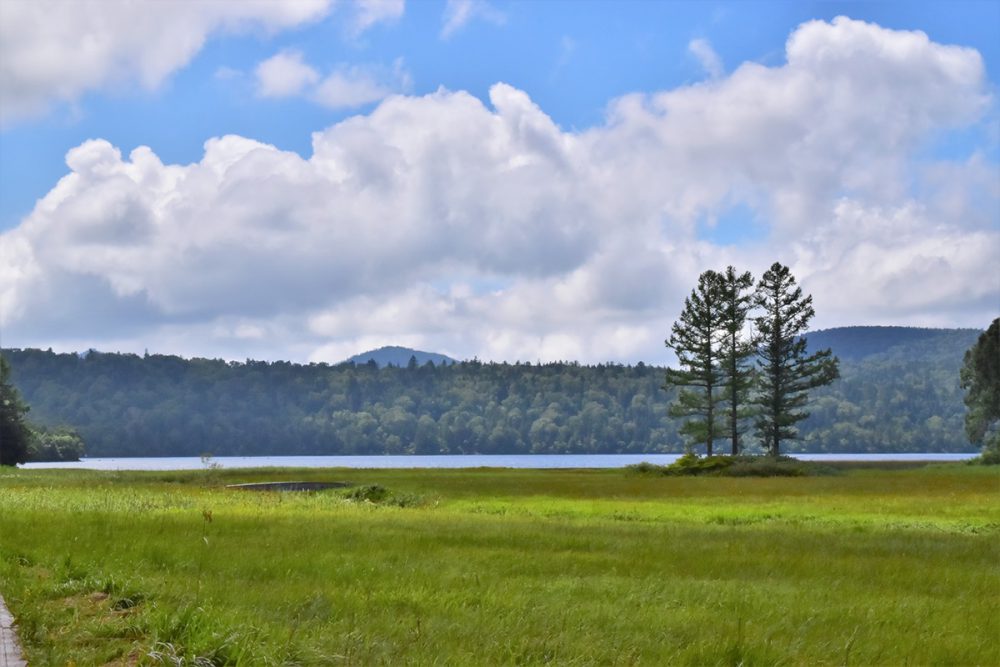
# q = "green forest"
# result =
<box><xmin>1</xmin><ymin>326</ymin><xmax>980</xmax><ymax>457</ymax></box>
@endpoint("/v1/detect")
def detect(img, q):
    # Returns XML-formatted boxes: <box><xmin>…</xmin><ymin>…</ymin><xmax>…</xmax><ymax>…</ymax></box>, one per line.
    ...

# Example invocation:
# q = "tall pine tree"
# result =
<box><xmin>717</xmin><ymin>266</ymin><xmax>756</xmax><ymax>455</ymax></box>
<box><xmin>665</xmin><ymin>270</ymin><xmax>724</xmax><ymax>455</ymax></box>
<box><xmin>752</xmin><ymin>262</ymin><xmax>839</xmax><ymax>456</ymax></box>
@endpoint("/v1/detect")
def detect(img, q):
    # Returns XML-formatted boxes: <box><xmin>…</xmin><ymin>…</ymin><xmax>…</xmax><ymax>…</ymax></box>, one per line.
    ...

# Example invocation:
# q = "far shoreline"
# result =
<box><xmin>17</xmin><ymin>452</ymin><xmax>980</xmax><ymax>471</ymax></box>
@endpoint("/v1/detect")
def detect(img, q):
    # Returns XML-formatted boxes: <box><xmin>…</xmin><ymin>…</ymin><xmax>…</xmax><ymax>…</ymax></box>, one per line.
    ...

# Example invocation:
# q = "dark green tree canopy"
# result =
<box><xmin>752</xmin><ymin>262</ymin><xmax>839</xmax><ymax>456</ymax></box>
<box><xmin>0</xmin><ymin>355</ymin><xmax>31</xmax><ymax>466</ymax></box>
<box><xmin>960</xmin><ymin>318</ymin><xmax>1000</xmax><ymax>454</ymax></box>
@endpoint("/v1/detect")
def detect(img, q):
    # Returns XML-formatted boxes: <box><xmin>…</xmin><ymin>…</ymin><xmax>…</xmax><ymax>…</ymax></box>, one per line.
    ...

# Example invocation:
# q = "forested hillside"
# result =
<box><xmin>801</xmin><ymin>327</ymin><xmax>981</xmax><ymax>452</ymax></box>
<box><xmin>2</xmin><ymin>327</ymin><xmax>981</xmax><ymax>456</ymax></box>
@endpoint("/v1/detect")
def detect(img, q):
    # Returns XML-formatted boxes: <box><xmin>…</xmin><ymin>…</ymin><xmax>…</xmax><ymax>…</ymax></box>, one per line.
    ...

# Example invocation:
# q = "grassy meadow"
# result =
<box><xmin>0</xmin><ymin>463</ymin><xmax>997</xmax><ymax>665</ymax></box>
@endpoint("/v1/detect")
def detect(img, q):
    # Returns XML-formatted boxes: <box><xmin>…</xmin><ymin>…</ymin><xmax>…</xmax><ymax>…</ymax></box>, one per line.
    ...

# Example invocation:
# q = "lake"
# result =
<box><xmin>19</xmin><ymin>452</ymin><xmax>979</xmax><ymax>471</ymax></box>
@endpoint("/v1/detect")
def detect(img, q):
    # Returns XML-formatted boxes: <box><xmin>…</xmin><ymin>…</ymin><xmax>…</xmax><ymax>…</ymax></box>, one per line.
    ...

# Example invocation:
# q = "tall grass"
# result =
<box><xmin>0</xmin><ymin>465</ymin><xmax>997</xmax><ymax>665</ymax></box>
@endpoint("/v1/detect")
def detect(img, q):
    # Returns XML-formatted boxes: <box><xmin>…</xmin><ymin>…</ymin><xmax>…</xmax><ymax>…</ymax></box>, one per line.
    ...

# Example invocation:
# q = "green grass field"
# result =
<box><xmin>0</xmin><ymin>464</ymin><xmax>997</xmax><ymax>665</ymax></box>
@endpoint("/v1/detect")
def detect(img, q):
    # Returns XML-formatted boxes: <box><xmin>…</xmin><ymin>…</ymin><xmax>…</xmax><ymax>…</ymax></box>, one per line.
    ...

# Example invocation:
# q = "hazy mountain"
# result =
<box><xmin>803</xmin><ymin>326</ymin><xmax>981</xmax><ymax>361</ymax></box>
<box><xmin>345</xmin><ymin>346</ymin><xmax>457</xmax><ymax>368</ymax></box>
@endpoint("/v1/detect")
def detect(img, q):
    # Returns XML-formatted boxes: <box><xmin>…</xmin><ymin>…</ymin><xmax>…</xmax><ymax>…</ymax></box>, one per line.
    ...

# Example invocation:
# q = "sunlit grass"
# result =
<box><xmin>1</xmin><ymin>464</ymin><xmax>997</xmax><ymax>665</ymax></box>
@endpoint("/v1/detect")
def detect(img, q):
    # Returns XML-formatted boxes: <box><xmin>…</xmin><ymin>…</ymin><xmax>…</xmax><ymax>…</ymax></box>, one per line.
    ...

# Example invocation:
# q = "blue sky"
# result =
<box><xmin>1</xmin><ymin>0</ymin><xmax>998</xmax><ymax>363</ymax></box>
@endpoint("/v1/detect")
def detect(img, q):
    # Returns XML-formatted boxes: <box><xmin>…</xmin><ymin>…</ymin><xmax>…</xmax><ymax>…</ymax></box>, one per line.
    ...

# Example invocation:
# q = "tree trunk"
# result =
<box><xmin>706</xmin><ymin>399</ymin><xmax>714</xmax><ymax>457</ymax></box>
<box><xmin>730</xmin><ymin>331</ymin><xmax>739</xmax><ymax>456</ymax></box>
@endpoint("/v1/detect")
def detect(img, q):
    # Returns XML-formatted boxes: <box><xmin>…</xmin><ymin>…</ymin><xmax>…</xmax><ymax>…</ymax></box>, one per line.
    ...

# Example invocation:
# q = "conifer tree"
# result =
<box><xmin>717</xmin><ymin>266</ymin><xmax>756</xmax><ymax>455</ymax></box>
<box><xmin>0</xmin><ymin>355</ymin><xmax>31</xmax><ymax>466</ymax></box>
<box><xmin>752</xmin><ymin>262</ymin><xmax>839</xmax><ymax>456</ymax></box>
<box><xmin>665</xmin><ymin>270</ymin><xmax>724</xmax><ymax>455</ymax></box>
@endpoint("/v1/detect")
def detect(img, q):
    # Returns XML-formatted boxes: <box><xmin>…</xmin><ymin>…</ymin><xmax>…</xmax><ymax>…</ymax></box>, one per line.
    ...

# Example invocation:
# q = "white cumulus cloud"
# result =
<box><xmin>255</xmin><ymin>50</ymin><xmax>321</xmax><ymax>98</ymax></box>
<box><xmin>1</xmin><ymin>17</ymin><xmax>996</xmax><ymax>363</ymax></box>
<box><xmin>254</xmin><ymin>51</ymin><xmax>411</xmax><ymax>109</ymax></box>
<box><xmin>312</xmin><ymin>59</ymin><xmax>412</xmax><ymax>109</ymax></box>
<box><xmin>0</xmin><ymin>0</ymin><xmax>332</xmax><ymax>125</ymax></box>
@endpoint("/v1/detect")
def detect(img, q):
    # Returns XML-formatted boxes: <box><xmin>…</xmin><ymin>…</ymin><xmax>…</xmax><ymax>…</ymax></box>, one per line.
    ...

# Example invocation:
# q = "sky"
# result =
<box><xmin>0</xmin><ymin>0</ymin><xmax>998</xmax><ymax>365</ymax></box>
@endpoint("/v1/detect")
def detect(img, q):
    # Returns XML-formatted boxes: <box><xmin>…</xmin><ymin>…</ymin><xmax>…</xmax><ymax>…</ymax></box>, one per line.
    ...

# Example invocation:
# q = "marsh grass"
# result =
<box><xmin>0</xmin><ymin>465</ymin><xmax>997</xmax><ymax>665</ymax></box>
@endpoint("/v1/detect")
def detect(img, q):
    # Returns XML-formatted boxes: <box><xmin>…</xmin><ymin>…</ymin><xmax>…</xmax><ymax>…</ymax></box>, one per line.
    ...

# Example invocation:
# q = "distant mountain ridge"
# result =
<box><xmin>342</xmin><ymin>327</ymin><xmax>982</xmax><ymax>368</ymax></box>
<box><xmin>345</xmin><ymin>346</ymin><xmax>457</xmax><ymax>368</ymax></box>
<box><xmin>803</xmin><ymin>326</ymin><xmax>982</xmax><ymax>361</ymax></box>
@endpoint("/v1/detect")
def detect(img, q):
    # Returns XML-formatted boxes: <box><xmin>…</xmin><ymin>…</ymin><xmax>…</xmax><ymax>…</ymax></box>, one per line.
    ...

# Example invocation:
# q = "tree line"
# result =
<box><xmin>0</xmin><ymin>323</ymin><xmax>983</xmax><ymax>461</ymax></box>
<box><xmin>665</xmin><ymin>263</ymin><xmax>838</xmax><ymax>457</ymax></box>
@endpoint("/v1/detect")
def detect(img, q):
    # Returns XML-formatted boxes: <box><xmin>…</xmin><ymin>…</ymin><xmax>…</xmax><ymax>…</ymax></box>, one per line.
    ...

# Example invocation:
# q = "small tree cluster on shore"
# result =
<box><xmin>1</xmin><ymin>355</ymin><xmax>86</xmax><ymax>466</ymax></box>
<box><xmin>665</xmin><ymin>262</ymin><xmax>839</xmax><ymax>457</ymax></box>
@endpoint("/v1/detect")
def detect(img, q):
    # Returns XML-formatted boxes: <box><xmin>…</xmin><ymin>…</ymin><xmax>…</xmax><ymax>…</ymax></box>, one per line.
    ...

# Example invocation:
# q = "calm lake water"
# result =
<box><xmin>20</xmin><ymin>452</ymin><xmax>978</xmax><ymax>471</ymax></box>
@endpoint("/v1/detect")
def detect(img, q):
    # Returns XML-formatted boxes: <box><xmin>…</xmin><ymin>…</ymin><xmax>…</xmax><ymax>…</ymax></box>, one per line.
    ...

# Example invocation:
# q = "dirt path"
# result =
<box><xmin>0</xmin><ymin>595</ymin><xmax>26</xmax><ymax>667</ymax></box>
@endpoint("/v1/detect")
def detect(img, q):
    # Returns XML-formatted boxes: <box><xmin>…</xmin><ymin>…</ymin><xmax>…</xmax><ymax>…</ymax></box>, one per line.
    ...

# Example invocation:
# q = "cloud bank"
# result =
<box><xmin>2</xmin><ymin>17</ymin><xmax>997</xmax><ymax>363</ymax></box>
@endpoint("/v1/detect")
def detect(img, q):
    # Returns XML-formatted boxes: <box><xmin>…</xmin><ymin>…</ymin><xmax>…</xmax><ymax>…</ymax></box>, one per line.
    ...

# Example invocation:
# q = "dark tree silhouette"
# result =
<box><xmin>960</xmin><ymin>318</ymin><xmax>1000</xmax><ymax>459</ymax></box>
<box><xmin>0</xmin><ymin>356</ymin><xmax>31</xmax><ymax>466</ymax></box>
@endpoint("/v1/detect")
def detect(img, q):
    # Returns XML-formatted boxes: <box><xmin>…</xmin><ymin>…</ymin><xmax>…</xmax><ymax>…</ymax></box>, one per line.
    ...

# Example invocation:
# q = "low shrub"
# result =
<box><xmin>341</xmin><ymin>484</ymin><xmax>427</xmax><ymax>507</ymax></box>
<box><xmin>630</xmin><ymin>453</ymin><xmax>840</xmax><ymax>477</ymax></box>
<box><xmin>969</xmin><ymin>447</ymin><xmax>1000</xmax><ymax>465</ymax></box>
<box><xmin>386</xmin><ymin>492</ymin><xmax>427</xmax><ymax>508</ymax></box>
<box><xmin>664</xmin><ymin>453</ymin><xmax>735</xmax><ymax>476</ymax></box>
<box><xmin>343</xmin><ymin>484</ymin><xmax>391</xmax><ymax>503</ymax></box>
